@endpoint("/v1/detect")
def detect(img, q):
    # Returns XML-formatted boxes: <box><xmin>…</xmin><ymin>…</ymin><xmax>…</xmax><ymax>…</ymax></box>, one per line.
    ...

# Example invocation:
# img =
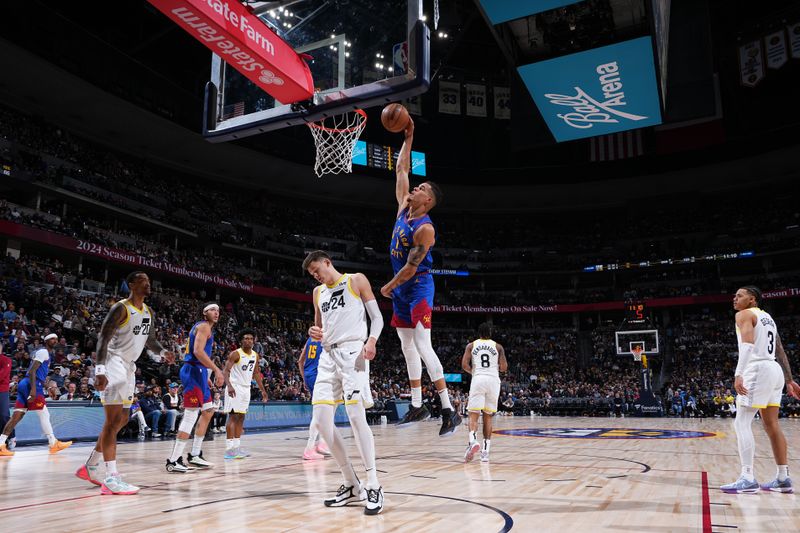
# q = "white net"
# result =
<box><xmin>307</xmin><ymin>109</ymin><xmax>367</xmax><ymax>177</ymax></box>
<box><xmin>632</xmin><ymin>348</ymin><xmax>643</xmax><ymax>362</ymax></box>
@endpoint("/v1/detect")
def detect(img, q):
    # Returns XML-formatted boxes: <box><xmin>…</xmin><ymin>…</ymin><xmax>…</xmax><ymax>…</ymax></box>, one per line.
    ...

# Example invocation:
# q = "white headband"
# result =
<box><xmin>44</xmin><ymin>333</ymin><xmax>58</xmax><ymax>342</ymax></box>
<box><xmin>203</xmin><ymin>303</ymin><xmax>219</xmax><ymax>313</ymax></box>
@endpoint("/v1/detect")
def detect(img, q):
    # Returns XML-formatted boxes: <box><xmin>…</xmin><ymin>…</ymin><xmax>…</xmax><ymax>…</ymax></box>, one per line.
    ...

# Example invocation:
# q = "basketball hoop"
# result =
<box><xmin>307</xmin><ymin>109</ymin><xmax>367</xmax><ymax>177</ymax></box>
<box><xmin>631</xmin><ymin>347</ymin><xmax>644</xmax><ymax>362</ymax></box>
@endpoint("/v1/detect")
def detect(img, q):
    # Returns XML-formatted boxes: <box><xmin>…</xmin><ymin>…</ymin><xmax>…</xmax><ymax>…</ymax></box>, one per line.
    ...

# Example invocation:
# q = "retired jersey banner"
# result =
<box><xmin>494</xmin><ymin>86</ymin><xmax>511</xmax><ymax>119</ymax></box>
<box><xmin>787</xmin><ymin>23</ymin><xmax>800</xmax><ymax>59</ymax></box>
<box><xmin>764</xmin><ymin>30</ymin><xmax>788</xmax><ymax>70</ymax></box>
<box><xmin>405</xmin><ymin>94</ymin><xmax>422</xmax><ymax>115</ymax></box>
<box><xmin>739</xmin><ymin>40</ymin><xmax>765</xmax><ymax>87</ymax></box>
<box><xmin>517</xmin><ymin>37</ymin><xmax>662</xmax><ymax>142</ymax></box>
<box><xmin>477</xmin><ymin>0</ymin><xmax>584</xmax><ymax>25</ymax></box>
<box><xmin>147</xmin><ymin>0</ymin><xmax>314</xmax><ymax>103</ymax></box>
<box><xmin>465</xmin><ymin>83</ymin><xmax>488</xmax><ymax>117</ymax></box>
<box><xmin>438</xmin><ymin>81</ymin><xmax>461</xmax><ymax>115</ymax></box>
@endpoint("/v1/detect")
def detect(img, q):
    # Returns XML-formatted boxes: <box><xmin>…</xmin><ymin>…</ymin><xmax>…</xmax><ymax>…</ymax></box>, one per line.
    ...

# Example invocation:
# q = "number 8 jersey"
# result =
<box><xmin>471</xmin><ymin>338</ymin><xmax>500</xmax><ymax>379</ymax></box>
<box><xmin>736</xmin><ymin>307</ymin><xmax>778</xmax><ymax>362</ymax></box>
<box><xmin>316</xmin><ymin>273</ymin><xmax>367</xmax><ymax>348</ymax></box>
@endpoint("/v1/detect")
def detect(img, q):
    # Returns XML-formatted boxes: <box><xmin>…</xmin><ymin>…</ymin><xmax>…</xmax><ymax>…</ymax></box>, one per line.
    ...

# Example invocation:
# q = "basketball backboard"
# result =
<box><xmin>204</xmin><ymin>0</ymin><xmax>429</xmax><ymax>141</ymax></box>
<box><xmin>615</xmin><ymin>329</ymin><xmax>659</xmax><ymax>356</ymax></box>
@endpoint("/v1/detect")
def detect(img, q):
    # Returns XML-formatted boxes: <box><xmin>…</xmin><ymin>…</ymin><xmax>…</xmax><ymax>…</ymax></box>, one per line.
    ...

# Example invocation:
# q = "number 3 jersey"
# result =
<box><xmin>229</xmin><ymin>348</ymin><xmax>257</xmax><ymax>389</ymax></box>
<box><xmin>471</xmin><ymin>338</ymin><xmax>500</xmax><ymax>379</ymax></box>
<box><xmin>107</xmin><ymin>300</ymin><xmax>153</xmax><ymax>364</ymax></box>
<box><xmin>736</xmin><ymin>307</ymin><xmax>778</xmax><ymax>363</ymax></box>
<box><xmin>316</xmin><ymin>274</ymin><xmax>367</xmax><ymax>348</ymax></box>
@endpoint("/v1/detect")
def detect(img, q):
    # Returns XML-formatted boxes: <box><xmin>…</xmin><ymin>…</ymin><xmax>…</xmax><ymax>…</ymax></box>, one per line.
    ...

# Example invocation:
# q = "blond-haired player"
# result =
<box><xmin>461</xmin><ymin>322</ymin><xmax>507</xmax><ymax>463</ymax></box>
<box><xmin>302</xmin><ymin>250</ymin><xmax>384</xmax><ymax>515</ymax></box>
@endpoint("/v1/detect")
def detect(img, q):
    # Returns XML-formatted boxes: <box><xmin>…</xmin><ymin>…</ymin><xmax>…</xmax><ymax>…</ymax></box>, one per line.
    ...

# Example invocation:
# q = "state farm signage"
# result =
<box><xmin>148</xmin><ymin>0</ymin><xmax>314</xmax><ymax>103</ymax></box>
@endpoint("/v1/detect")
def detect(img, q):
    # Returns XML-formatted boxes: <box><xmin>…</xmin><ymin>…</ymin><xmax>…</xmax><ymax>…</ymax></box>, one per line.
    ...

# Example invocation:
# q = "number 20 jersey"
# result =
<box><xmin>107</xmin><ymin>300</ymin><xmax>152</xmax><ymax>364</ymax></box>
<box><xmin>471</xmin><ymin>338</ymin><xmax>500</xmax><ymax>379</ymax></box>
<box><xmin>316</xmin><ymin>274</ymin><xmax>367</xmax><ymax>348</ymax></box>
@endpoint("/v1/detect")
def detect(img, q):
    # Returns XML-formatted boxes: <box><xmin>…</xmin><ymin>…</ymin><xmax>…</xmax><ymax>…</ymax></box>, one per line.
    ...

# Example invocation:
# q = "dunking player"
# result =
<box><xmin>461</xmin><ymin>323</ymin><xmax>507</xmax><ymax>463</ymax></box>
<box><xmin>166</xmin><ymin>302</ymin><xmax>225</xmax><ymax>472</ymax></box>
<box><xmin>75</xmin><ymin>272</ymin><xmax>174</xmax><ymax>494</ymax></box>
<box><xmin>222</xmin><ymin>328</ymin><xmax>268</xmax><ymax>460</ymax></box>
<box><xmin>303</xmin><ymin>250</ymin><xmax>384</xmax><ymax>515</ymax></box>
<box><xmin>380</xmin><ymin>119</ymin><xmax>460</xmax><ymax>436</ymax></box>
<box><xmin>720</xmin><ymin>286</ymin><xmax>800</xmax><ymax>493</ymax></box>
<box><xmin>298</xmin><ymin>336</ymin><xmax>331</xmax><ymax>460</ymax></box>
<box><xmin>0</xmin><ymin>333</ymin><xmax>72</xmax><ymax>456</ymax></box>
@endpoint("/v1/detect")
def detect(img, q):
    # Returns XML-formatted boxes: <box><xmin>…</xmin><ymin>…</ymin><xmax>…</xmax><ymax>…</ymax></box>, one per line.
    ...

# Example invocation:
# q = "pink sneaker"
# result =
<box><xmin>315</xmin><ymin>442</ymin><xmax>331</xmax><ymax>456</ymax></box>
<box><xmin>303</xmin><ymin>449</ymin><xmax>324</xmax><ymax>460</ymax></box>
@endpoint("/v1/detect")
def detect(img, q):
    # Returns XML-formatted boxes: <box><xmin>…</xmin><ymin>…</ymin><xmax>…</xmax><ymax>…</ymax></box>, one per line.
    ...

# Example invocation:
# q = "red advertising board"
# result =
<box><xmin>147</xmin><ymin>0</ymin><xmax>314</xmax><ymax>104</ymax></box>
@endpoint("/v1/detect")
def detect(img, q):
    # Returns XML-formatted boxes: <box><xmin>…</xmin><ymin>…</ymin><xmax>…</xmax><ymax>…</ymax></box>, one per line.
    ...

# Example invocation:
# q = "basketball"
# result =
<box><xmin>381</xmin><ymin>103</ymin><xmax>410</xmax><ymax>133</ymax></box>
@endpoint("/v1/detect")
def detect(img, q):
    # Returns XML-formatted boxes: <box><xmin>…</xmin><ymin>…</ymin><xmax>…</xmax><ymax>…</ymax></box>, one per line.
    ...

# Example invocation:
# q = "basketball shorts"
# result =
<box><xmin>467</xmin><ymin>375</ymin><xmax>501</xmax><ymax>414</ymax></box>
<box><xmin>390</xmin><ymin>272</ymin><xmax>434</xmax><ymax>329</ymax></box>
<box><xmin>100</xmin><ymin>356</ymin><xmax>136</xmax><ymax>408</ymax></box>
<box><xmin>304</xmin><ymin>370</ymin><xmax>318</xmax><ymax>397</ymax></box>
<box><xmin>14</xmin><ymin>378</ymin><xmax>46</xmax><ymax>411</ymax></box>
<box><xmin>181</xmin><ymin>363</ymin><xmax>213</xmax><ymax>410</ymax></box>
<box><xmin>223</xmin><ymin>384</ymin><xmax>251</xmax><ymax>414</ymax></box>
<box><xmin>737</xmin><ymin>359</ymin><xmax>784</xmax><ymax>409</ymax></box>
<box><xmin>312</xmin><ymin>340</ymin><xmax>374</xmax><ymax>409</ymax></box>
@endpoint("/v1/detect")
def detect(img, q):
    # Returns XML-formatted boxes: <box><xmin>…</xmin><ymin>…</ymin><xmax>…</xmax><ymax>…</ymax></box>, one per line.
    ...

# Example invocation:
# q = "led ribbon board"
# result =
<box><xmin>477</xmin><ymin>0</ymin><xmax>585</xmax><ymax>25</ymax></box>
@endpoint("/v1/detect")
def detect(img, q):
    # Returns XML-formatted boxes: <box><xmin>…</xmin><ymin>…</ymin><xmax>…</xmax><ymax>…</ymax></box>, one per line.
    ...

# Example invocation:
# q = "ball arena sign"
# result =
<box><xmin>494</xmin><ymin>428</ymin><xmax>718</xmax><ymax>439</ymax></box>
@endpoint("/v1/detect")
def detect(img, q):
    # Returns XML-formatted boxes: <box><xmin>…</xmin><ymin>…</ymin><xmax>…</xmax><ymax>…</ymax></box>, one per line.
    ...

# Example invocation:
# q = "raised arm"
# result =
<box><xmin>461</xmin><ymin>343</ymin><xmax>474</xmax><ymax>374</ymax></box>
<box><xmin>395</xmin><ymin>119</ymin><xmax>414</xmax><ymax>213</ymax></box>
<box><xmin>380</xmin><ymin>224</ymin><xmax>434</xmax><ymax>298</ymax></box>
<box><xmin>497</xmin><ymin>343</ymin><xmax>508</xmax><ymax>373</ymax></box>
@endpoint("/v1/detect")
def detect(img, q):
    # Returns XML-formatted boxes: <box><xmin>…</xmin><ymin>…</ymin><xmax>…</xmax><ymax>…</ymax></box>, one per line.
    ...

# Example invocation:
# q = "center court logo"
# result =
<box><xmin>495</xmin><ymin>428</ymin><xmax>718</xmax><ymax>439</ymax></box>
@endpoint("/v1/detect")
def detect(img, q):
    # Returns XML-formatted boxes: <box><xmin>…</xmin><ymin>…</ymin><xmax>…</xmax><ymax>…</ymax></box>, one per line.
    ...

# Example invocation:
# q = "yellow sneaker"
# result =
<box><xmin>49</xmin><ymin>440</ymin><xmax>73</xmax><ymax>454</ymax></box>
<box><xmin>0</xmin><ymin>444</ymin><xmax>14</xmax><ymax>457</ymax></box>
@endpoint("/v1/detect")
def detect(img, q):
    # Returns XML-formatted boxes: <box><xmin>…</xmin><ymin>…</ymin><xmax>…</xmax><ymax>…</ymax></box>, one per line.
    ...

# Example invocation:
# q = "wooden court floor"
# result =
<box><xmin>1</xmin><ymin>416</ymin><xmax>798</xmax><ymax>532</ymax></box>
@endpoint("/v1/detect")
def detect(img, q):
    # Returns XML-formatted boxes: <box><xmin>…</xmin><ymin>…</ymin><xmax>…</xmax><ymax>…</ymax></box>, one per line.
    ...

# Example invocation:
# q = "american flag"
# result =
<box><xmin>221</xmin><ymin>101</ymin><xmax>246</xmax><ymax>121</ymax></box>
<box><xmin>588</xmin><ymin>130</ymin><xmax>644</xmax><ymax>162</ymax></box>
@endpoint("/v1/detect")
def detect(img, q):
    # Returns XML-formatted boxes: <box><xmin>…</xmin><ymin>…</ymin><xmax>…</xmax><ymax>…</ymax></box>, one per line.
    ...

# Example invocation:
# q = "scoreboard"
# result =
<box><xmin>352</xmin><ymin>140</ymin><xmax>426</xmax><ymax>176</ymax></box>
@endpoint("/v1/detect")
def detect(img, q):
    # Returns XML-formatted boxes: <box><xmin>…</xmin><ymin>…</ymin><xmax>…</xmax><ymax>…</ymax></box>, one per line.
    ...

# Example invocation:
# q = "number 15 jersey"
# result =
<box><xmin>471</xmin><ymin>338</ymin><xmax>500</xmax><ymax>379</ymax></box>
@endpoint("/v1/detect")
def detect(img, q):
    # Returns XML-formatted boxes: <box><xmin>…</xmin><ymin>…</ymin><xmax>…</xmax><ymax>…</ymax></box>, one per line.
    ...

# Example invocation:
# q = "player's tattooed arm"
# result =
<box><xmin>775</xmin><ymin>334</ymin><xmax>794</xmax><ymax>383</ymax></box>
<box><xmin>96</xmin><ymin>302</ymin><xmax>128</xmax><ymax>366</ymax></box>
<box><xmin>381</xmin><ymin>225</ymin><xmax>434</xmax><ymax>297</ymax></box>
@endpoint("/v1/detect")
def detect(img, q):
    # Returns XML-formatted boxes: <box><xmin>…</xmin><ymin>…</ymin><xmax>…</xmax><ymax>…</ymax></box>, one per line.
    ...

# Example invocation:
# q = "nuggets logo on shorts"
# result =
<box><xmin>494</xmin><ymin>428</ymin><xmax>719</xmax><ymax>439</ymax></box>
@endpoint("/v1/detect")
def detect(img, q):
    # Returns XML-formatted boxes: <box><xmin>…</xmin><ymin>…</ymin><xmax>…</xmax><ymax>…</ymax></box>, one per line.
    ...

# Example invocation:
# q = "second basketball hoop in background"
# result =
<box><xmin>381</xmin><ymin>103</ymin><xmax>410</xmax><ymax>133</ymax></box>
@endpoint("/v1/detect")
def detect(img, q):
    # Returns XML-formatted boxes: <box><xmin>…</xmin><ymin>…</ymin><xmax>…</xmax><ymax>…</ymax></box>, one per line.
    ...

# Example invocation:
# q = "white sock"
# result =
<box><xmin>346</xmin><ymin>402</ymin><xmax>378</xmax><ymax>489</ymax></box>
<box><xmin>483</xmin><ymin>439</ymin><xmax>491</xmax><ymax>453</ymax></box>
<box><xmin>233</xmin><ymin>438</ymin><xmax>241</xmax><ymax>448</ymax></box>
<box><xmin>169</xmin><ymin>439</ymin><xmax>187</xmax><ymax>462</ymax></box>
<box><xmin>226</xmin><ymin>439</ymin><xmax>235</xmax><ymax>450</ymax></box>
<box><xmin>438</xmin><ymin>388</ymin><xmax>453</xmax><ymax>411</ymax></box>
<box><xmin>191</xmin><ymin>436</ymin><xmax>204</xmax><ymax>456</ymax></box>
<box><xmin>46</xmin><ymin>434</ymin><xmax>57</xmax><ymax>446</ymax></box>
<box><xmin>741</xmin><ymin>465</ymin><xmax>754</xmax><ymax>481</ymax></box>
<box><xmin>366</xmin><ymin>468</ymin><xmax>379</xmax><ymax>489</ymax></box>
<box><xmin>105</xmin><ymin>460</ymin><xmax>118</xmax><ymax>477</ymax></box>
<box><xmin>87</xmin><ymin>448</ymin><xmax>102</xmax><ymax>466</ymax></box>
<box><xmin>469</xmin><ymin>431</ymin><xmax>478</xmax><ymax>444</ymax></box>
<box><xmin>778</xmin><ymin>465</ymin><xmax>789</xmax><ymax>481</ymax></box>
<box><xmin>0</xmin><ymin>434</ymin><xmax>7</xmax><ymax>446</ymax></box>
<box><xmin>411</xmin><ymin>387</ymin><xmax>422</xmax><ymax>408</ymax></box>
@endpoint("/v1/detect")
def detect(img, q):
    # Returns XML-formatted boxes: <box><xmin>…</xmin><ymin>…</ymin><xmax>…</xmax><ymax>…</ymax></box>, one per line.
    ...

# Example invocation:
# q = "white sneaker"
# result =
<box><xmin>187</xmin><ymin>452</ymin><xmax>214</xmax><ymax>468</ymax></box>
<box><xmin>101</xmin><ymin>475</ymin><xmax>140</xmax><ymax>495</ymax></box>
<box><xmin>323</xmin><ymin>483</ymin><xmax>366</xmax><ymax>507</ymax></box>
<box><xmin>480</xmin><ymin>451</ymin><xmax>490</xmax><ymax>463</ymax></box>
<box><xmin>464</xmin><ymin>442</ymin><xmax>480</xmax><ymax>463</ymax></box>
<box><xmin>165</xmin><ymin>457</ymin><xmax>190</xmax><ymax>473</ymax></box>
<box><xmin>364</xmin><ymin>487</ymin><xmax>384</xmax><ymax>515</ymax></box>
<box><xmin>75</xmin><ymin>464</ymin><xmax>103</xmax><ymax>486</ymax></box>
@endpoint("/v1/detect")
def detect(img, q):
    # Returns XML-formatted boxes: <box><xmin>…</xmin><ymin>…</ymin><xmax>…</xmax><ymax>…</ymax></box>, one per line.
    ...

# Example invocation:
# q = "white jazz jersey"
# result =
<box><xmin>229</xmin><ymin>348</ymin><xmax>257</xmax><ymax>388</ymax></box>
<box><xmin>107</xmin><ymin>300</ymin><xmax>152</xmax><ymax>364</ymax></box>
<box><xmin>471</xmin><ymin>338</ymin><xmax>500</xmax><ymax>379</ymax></box>
<box><xmin>316</xmin><ymin>274</ymin><xmax>367</xmax><ymax>348</ymax></box>
<box><xmin>735</xmin><ymin>307</ymin><xmax>778</xmax><ymax>363</ymax></box>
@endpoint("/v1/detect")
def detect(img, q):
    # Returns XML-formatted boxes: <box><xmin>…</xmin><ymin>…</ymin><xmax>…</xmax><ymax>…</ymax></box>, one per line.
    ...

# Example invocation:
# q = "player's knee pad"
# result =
<box><xmin>179</xmin><ymin>408</ymin><xmax>200</xmax><ymax>434</ymax></box>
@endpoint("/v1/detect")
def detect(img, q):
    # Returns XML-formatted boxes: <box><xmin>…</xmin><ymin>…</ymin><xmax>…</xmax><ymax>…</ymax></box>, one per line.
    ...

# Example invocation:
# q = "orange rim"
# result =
<box><xmin>308</xmin><ymin>109</ymin><xmax>367</xmax><ymax>133</ymax></box>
